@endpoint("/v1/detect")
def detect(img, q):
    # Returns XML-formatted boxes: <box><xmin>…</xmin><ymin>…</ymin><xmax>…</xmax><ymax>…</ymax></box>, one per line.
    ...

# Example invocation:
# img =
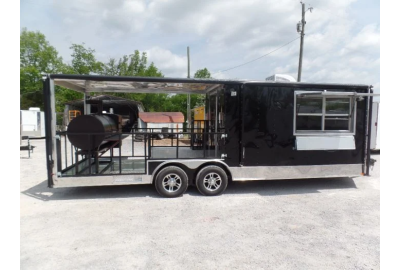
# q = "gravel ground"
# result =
<box><xmin>20</xmin><ymin>139</ymin><xmax>380</xmax><ymax>270</ymax></box>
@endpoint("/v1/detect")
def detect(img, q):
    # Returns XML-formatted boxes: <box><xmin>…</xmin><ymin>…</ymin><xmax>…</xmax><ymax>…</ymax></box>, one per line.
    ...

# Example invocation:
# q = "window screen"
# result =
<box><xmin>294</xmin><ymin>92</ymin><xmax>355</xmax><ymax>134</ymax></box>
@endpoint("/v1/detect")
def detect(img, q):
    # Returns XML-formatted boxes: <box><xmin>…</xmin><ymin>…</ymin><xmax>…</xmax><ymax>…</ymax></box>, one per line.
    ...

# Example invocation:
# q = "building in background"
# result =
<box><xmin>265</xmin><ymin>74</ymin><xmax>297</xmax><ymax>82</ymax></box>
<box><xmin>20</xmin><ymin>107</ymin><xmax>45</xmax><ymax>139</ymax></box>
<box><xmin>138</xmin><ymin>112</ymin><xmax>185</xmax><ymax>137</ymax></box>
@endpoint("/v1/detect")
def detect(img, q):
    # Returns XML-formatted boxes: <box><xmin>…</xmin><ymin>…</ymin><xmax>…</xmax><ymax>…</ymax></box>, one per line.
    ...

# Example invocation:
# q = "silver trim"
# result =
<box><xmin>296</xmin><ymin>91</ymin><xmax>380</xmax><ymax>98</ymax></box>
<box><xmin>295</xmin><ymin>136</ymin><xmax>355</xmax><ymax>150</ymax></box>
<box><xmin>355</xmin><ymin>93</ymin><xmax>380</xmax><ymax>97</ymax></box>
<box><xmin>230</xmin><ymin>164</ymin><xmax>361</xmax><ymax>181</ymax></box>
<box><xmin>294</xmin><ymin>91</ymin><xmax>357</xmax><ymax>136</ymax></box>
<box><xmin>53</xmin><ymin>174</ymin><xmax>152</xmax><ymax>188</ymax></box>
<box><xmin>203</xmin><ymin>173</ymin><xmax>222</xmax><ymax>191</ymax></box>
<box><xmin>162</xmin><ymin>173</ymin><xmax>182</xmax><ymax>192</ymax></box>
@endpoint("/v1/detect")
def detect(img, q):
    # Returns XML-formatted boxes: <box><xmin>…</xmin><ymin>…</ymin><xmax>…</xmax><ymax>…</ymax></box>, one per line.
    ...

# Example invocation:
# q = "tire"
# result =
<box><xmin>154</xmin><ymin>166</ymin><xmax>189</xmax><ymax>198</ymax></box>
<box><xmin>196</xmin><ymin>165</ymin><xmax>228</xmax><ymax>196</ymax></box>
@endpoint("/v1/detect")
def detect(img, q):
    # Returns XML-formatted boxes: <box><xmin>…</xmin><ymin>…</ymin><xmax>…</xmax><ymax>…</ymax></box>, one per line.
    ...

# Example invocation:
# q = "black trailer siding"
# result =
<box><xmin>240</xmin><ymin>84</ymin><xmax>368</xmax><ymax>166</ymax></box>
<box><xmin>223</xmin><ymin>85</ymin><xmax>242</xmax><ymax>166</ymax></box>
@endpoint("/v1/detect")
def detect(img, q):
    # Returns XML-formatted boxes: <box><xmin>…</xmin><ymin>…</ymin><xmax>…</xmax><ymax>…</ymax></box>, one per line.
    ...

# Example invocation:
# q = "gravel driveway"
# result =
<box><xmin>20</xmin><ymin>139</ymin><xmax>380</xmax><ymax>270</ymax></box>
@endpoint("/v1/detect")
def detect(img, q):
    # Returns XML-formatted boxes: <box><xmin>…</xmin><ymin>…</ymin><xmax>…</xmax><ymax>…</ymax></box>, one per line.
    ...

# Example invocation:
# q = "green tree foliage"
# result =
<box><xmin>20</xmin><ymin>28</ymin><xmax>64</xmax><ymax>109</ymax></box>
<box><xmin>103</xmin><ymin>51</ymin><xmax>163</xmax><ymax>78</ymax></box>
<box><xmin>20</xmin><ymin>28</ymin><xmax>211</xmax><ymax>122</ymax></box>
<box><xmin>103</xmin><ymin>51</ymin><xmax>163</xmax><ymax>77</ymax></box>
<box><xmin>194</xmin><ymin>68</ymin><xmax>211</xmax><ymax>79</ymax></box>
<box><xmin>102</xmin><ymin>51</ymin><xmax>164</xmax><ymax>111</ymax></box>
<box><xmin>55</xmin><ymin>43</ymin><xmax>107</xmax><ymax>113</ymax></box>
<box><xmin>191</xmin><ymin>67</ymin><xmax>212</xmax><ymax>108</ymax></box>
<box><xmin>69</xmin><ymin>43</ymin><xmax>104</xmax><ymax>75</ymax></box>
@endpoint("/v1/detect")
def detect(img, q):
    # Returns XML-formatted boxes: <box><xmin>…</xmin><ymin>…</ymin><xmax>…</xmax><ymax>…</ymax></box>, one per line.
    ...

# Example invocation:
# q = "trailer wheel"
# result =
<box><xmin>154</xmin><ymin>166</ymin><xmax>188</xmax><ymax>198</ymax></box>
<box><xmin>196</xmin><ymin>166</ymin><xmax>228</xmax><ymax>196</ymax></box>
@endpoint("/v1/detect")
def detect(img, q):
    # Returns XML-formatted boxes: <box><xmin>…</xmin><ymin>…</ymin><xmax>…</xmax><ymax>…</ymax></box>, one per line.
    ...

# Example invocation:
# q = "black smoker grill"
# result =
<box><xmin>66</xmin><ymin>109</ymin><xmax>126</xmax><ymax>174</ymax></box>
<box><xmin>67</xmin><ymin>114</ymin><xmax>122</xmax><ymax>150</ymax></box>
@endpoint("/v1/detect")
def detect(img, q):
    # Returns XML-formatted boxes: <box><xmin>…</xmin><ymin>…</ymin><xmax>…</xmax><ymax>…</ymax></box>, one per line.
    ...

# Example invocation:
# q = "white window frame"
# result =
<box><xmin>293</xmin><ymin>91</ymin><xmax>357</xmax><ymax>136</ymax></box>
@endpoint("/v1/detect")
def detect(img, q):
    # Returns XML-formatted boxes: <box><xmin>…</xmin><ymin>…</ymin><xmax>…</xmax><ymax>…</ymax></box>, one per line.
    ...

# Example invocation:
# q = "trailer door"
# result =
<box><xmin>240</xmin><ymin>85</ymin><xmax>294</xmax><ymax>166</ymax></box>
<box><xmin>222</xmin><ymin>85</ymin><xmax>241</xmax><ymax>166</ymax></box>
<box><xmin>241</xmin><ymin>85</ymin><xmax>267</xmax><ymax>166</ymax></box>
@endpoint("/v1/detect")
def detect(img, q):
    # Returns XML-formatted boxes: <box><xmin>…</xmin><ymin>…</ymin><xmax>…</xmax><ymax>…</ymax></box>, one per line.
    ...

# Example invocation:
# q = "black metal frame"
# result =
<box><xmin>20</xmin><ymin>137</ymin><xmax>35</xmax><ymax>158</ymax></box>
<box><xmin>366</xmin><ymin>86</ymin><xmax>374</xmax><ymax>176</ymax></box>
<box><xmin>55</xmin><ymin>128</ymin><xmax>225</xmax><ymax>178</ymax></box>
<box><xmin>43</xmin><ymin>77</ymin><xmax>54</xmax><ymax>187</ymax></box>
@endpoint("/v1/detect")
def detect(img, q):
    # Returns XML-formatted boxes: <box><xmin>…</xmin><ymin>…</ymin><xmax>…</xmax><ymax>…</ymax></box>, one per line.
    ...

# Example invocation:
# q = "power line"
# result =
<box><xmin>213</xmin><ymin>36</ymin><xmax>300</xmax><ymax>75</ymax></box>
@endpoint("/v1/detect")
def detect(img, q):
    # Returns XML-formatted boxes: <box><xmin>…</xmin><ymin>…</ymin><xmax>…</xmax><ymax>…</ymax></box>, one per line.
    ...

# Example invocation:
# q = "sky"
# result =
<box><xmin>20</xmin><ymin>0</ymin><xmax>380</xmax><ymax>93</ymax></box>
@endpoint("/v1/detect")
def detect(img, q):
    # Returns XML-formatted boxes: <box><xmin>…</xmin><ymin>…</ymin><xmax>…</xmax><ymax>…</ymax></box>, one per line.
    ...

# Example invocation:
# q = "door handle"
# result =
<box><xmin>242</xmin><ymin>147</ymin><xmax>245</xmax><ymax>159</ymax></box>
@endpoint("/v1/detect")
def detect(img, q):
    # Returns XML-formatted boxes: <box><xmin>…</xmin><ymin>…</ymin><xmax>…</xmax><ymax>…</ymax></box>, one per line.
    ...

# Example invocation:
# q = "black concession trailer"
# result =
<box><xmin>43</xmin><ymin>74</ymin><xmax>377</xmax><ymax>197</ymax></box>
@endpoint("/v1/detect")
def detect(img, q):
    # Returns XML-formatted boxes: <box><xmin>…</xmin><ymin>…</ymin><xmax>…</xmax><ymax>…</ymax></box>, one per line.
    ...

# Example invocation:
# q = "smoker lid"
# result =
<box><xmin>67</xmin><ymin>115</ymin><xmax>115</xmax><ymax>150</ymax></box>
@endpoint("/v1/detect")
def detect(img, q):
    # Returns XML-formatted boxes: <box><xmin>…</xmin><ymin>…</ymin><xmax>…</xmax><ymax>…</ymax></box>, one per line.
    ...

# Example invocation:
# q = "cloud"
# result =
<box><xmin>340</xmin><ymin>24</ymin><xmax>380</xmax><ymax>55</ymax></box>
<box><xmin>146</xmin><ymin>47</ymin><xmax>187</xmax><ymax>77</ymax></box>
<box><xmin>22</xmin><ymin>0</ymin><xmax>379</xmax><ymax>92</ymax></box>
<box><xmin>51</xmin><ymin>0</ymin><xmax>150</xmax><ymax>36</ymax></box>
<box><xmin>149</xmin><ymin>0</ymin><xmax>300</xmax><ymax>50</ymax></box>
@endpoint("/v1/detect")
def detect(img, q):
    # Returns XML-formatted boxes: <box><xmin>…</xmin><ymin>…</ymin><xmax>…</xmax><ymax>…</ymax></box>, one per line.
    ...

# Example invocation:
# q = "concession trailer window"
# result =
<box><xmin>293</xmin><ymin>91</ymin><xmax>357</xmax><ymax>150</ymax></box>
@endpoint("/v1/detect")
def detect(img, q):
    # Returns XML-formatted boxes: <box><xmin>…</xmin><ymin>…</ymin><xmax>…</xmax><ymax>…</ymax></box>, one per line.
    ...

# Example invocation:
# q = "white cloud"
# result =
<box><xmin>146</xmin><ymin>47</ymin><xmax>187</xmax><ymax>77</ymax></box>
<box><xmin>22</xmin><ymin>0</ymin><xmax>379</xmax><ymax>92</ymax></box>
<box><xmin>340</xmin><ymin>24</ymin><xmax>380</xmax><ymax>55</ymax></box>
<box><xmin>51</xmin><ymin>0</ymin><xmax>150</xmax><ymax>36</ymax></box>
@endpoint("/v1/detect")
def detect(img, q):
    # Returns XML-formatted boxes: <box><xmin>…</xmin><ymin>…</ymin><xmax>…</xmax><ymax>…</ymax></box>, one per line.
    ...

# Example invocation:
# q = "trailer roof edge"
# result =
<box><xmin>48</xmin><ymin>74</ymin><xmax>370</xmax><ymax>89</ymax></box>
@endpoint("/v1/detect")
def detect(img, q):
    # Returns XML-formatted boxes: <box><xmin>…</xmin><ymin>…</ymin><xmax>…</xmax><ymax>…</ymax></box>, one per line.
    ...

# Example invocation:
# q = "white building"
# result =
<box><xmin>138</xmin><ymin>112</ymin><xmax>185</xmax><ymax>134</ymax></box>
<box><xmin>20</xmin><ymin>107</ymin><xmax>45</xmax><ymax>138</ymax></box>
<box><xmin>265</xmin><ymin>74</ymin><xmax>297</xmax><ymax>82</ymax></box>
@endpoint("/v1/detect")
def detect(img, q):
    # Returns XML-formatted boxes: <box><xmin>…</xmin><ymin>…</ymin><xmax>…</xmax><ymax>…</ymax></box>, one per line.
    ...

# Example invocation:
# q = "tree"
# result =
<box><xmin>102</xmin><ymin>51</ymin><xmax>164</xmax><ymax>111</ymax></box>
<box><xmin>69</xmin><ymin>43</ymin><xmax>104</xmax><ymax>75</ymax></box>
<box><xmin>191</xmin><ymin>68</ymin><xmax>212</xmax><ymax>108</ymax></box>
<box><xmin>20</xmin><ymin>28</ymin><xmax>64</xmax><ymax>109</ymax></box>
<box><xmin>54</xmin><ymin>43</ymin><xmax>106</xmax><ymax>114</ymax></box>
<box><xmin>103</xmin><ymin>51</ymin><xmax>162</xmax><ymax>77</ymax></box>
<box><xmin>194</xmin><ymin>68</ymin><xmax>212</xmax><ymax>79</ymax></box>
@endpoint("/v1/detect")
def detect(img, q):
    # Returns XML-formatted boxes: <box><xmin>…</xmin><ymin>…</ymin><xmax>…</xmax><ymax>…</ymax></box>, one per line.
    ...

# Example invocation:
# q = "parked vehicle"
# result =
<box><xmin>42</xmin><ymin>74</ymin><xmax>377</xmax><ymax>197</ymax></box>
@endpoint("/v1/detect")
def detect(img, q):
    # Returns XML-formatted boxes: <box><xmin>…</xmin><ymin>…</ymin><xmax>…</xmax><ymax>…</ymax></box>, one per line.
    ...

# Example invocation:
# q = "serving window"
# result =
<box><xmin>294</xmin><ymin>91</ymin><xmax>356</xmax><ymax>136</ymax></box>
<box><xmin>293</xmin><ymin>90</ymin><xmax>357</xmax><ymax>150</ymax></box>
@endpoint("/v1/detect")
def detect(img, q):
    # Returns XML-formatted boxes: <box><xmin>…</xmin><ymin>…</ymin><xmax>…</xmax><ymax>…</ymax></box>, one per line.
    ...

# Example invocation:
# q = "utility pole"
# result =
<box><xmin>187</xmin><ymin>46</ymin><xmax>191</xmax><ymax>130</ymax></box>
<box><xmin>297</xmin><ymin>1</ymin><xmax>312</xmax><ymax>82</ymax></box>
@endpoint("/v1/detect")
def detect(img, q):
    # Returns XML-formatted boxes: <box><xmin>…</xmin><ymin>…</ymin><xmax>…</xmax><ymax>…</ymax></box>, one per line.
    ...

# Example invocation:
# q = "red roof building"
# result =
<box><xmin>139</xmin><ymin>112</ymin><xmax>185</xmax><ymax>123</ymax></box>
